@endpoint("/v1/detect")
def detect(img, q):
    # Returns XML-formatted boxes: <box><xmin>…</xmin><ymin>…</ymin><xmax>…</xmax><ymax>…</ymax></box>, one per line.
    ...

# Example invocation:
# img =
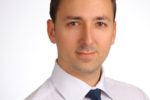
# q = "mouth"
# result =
<box><xmin>75</xmin><ymin>51</ymin><xmax>96</xmax><ymax>61</ymax></box>
<box><xmin>76</xmin><ymin>51</ymin><xmax>96</xmax><ymax>55</ymax></box>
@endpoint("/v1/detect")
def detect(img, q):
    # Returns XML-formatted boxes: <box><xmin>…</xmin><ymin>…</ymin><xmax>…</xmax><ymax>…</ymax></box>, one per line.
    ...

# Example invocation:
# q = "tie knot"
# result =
<box><xmin>85</xmin><ymin>89</ymin><xmax>101</xmax><ymax>100</ymax></box>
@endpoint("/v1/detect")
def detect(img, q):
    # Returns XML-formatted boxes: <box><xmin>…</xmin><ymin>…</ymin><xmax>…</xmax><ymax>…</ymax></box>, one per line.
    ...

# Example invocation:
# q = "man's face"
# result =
<box><xmin>48</xmin><ymin>0</ymin><xmax>116</xmax><ymax>75</ymax></box>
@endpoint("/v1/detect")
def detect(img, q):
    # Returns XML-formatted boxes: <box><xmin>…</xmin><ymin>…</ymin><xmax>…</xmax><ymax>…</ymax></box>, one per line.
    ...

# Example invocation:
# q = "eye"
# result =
<box><xmin>67</xmin><ymin>21</ymin><xmax>79</xmax><ymax>27</ymax></box>
<box><xmin>96</xmin><ymin>21</ymin><xmax>107</xmax><ymax>28</ymax></box>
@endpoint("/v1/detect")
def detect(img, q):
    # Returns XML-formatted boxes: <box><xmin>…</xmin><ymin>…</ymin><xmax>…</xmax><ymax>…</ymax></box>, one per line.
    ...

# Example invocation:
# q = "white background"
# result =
<box><xmin>0</xmin><ymin>0</ymin><xmax>150</xmax><ymax>100</ymax></box>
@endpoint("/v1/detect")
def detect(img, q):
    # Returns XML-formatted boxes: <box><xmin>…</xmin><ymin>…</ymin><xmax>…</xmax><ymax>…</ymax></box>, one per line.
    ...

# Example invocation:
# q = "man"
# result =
<box><xmin>26</xmin><ymin>0</ymin><xmax>149</xmax><ymax>100</ymax></box>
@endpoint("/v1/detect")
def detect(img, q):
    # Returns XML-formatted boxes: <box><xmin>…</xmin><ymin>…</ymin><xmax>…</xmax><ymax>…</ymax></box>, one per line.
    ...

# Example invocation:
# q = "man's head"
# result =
<box><xmin>50</xmin><ymin>0</ymin><xmax>117</xmax><ymax>22</ymax></box>
<box><xmin>47</xmin><ymin>0</ymin><xmax>116</xmax><ymax>84</ymax></box>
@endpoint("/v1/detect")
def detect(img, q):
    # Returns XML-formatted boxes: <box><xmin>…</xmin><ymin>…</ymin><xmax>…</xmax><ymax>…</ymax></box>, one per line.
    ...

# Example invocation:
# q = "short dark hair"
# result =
<box><xmin>50</xmin><ymin>0</ymin><xmax>117</xmax><ymax>22</ymax></box>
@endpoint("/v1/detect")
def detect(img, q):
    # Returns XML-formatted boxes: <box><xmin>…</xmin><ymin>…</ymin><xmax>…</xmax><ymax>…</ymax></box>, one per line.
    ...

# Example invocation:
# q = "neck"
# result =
<box><xmin>73</xmin><ymin>68</ymin><xmax>102</xmax><ymax>87</ymax></box>
<box><xmin>57</xmin><ymin>59</ymin><xmax>102</xmax><ymax>87</ymax></box>
<box><xmin>58</xmin><ymin>63</ymin><xmax>102</xmax><ymax>86</ymax></box>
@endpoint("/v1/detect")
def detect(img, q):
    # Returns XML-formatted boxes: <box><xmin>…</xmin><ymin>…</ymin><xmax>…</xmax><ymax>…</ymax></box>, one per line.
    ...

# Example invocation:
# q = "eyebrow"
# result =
<box><xmin>64</xmin><ymin>16</ymin><xmax>82</xmax><ymax>21</ymax></box>
<box><xmin>64</xmin><ymin>16</ymin><xmax>112</xmax><ymax>22</ymax></box>
<box><xmin>95</xmin><ymin>16</ymin><xmax>111</xmax><ymax>22</ymax></box>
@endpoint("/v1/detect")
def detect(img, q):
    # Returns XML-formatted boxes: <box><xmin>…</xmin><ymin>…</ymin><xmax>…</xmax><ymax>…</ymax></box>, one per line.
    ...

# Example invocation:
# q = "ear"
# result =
<box><xmin>47</xmin><ymin>19</ymin><xmax>56</xmax><ymax>44</ymax></box>
<box><xmin>111</xmin><ymin>21</ymin><xmax>116</xmax><ymax>45</ymax></box>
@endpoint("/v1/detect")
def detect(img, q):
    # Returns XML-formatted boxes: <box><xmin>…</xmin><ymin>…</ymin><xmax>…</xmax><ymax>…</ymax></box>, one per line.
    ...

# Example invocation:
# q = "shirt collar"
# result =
<box><xmin>50</xmin><ymin>62</ymin><xmax>113</xmax><ymax>100</ymax></box>
<box><xmin>95</xmin><ymin>71</ymin><xmax>113</xmax><ymax>100</ymax></box>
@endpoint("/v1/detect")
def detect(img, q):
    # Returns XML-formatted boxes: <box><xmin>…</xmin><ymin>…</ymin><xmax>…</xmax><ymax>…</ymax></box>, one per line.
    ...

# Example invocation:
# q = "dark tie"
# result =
<box><xmin>85</xmin><ymin>89</ymin><xmax>101</xmax><ymax>100</ymax></box>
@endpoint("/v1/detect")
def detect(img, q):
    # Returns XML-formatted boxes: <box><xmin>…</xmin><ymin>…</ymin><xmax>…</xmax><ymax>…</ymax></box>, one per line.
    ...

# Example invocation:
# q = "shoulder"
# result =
<box><xmin>105</xmin><ymin>77</ymin><xmax>140</xmax><ymax>90</ymax></box>
<box><xmin>105</xmin><ymin>77</ymin><xmax>149</xmax><ymax>100</ymax></box>
<box><xmin>25</xmin><ymin>78</ymin><xmax>61</xmax><ymax>100</ymax></box>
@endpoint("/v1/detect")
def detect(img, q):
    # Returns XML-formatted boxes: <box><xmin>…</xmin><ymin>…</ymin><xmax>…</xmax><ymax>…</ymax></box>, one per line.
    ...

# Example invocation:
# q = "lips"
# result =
<box><xmin>76</xmin><ymin>51</ymin><xmax>96</xmax><ymax>55</ymax></box>
<box><xmin>75</xmin><ymin>45</ymin><xmax>97</xmax><ymax>61</ymax></box>
<box><xmin>76</xmin><ymin>51</ymin><xmax>96</xmax><ymax>60</ymax></box>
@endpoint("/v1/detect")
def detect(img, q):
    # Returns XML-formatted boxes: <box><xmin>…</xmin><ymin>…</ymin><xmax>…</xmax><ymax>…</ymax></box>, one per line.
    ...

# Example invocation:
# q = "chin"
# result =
<box><xmin>74</xmin><ymin>62</ymin><xmax>101</xmax><ymax>73</ymax></box>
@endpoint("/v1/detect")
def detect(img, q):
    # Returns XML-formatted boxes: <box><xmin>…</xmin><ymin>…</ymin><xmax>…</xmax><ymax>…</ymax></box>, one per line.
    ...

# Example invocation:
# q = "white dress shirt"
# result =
<box><xmin>25</xmin><ymin>63</ymin><xmax>149</xmax><ymax>100</ymax></box>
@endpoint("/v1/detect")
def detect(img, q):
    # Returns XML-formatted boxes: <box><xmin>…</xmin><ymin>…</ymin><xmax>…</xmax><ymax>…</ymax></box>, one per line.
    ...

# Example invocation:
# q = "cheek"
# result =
<box><xmin>96</xmin><ymin>33</ymin><xmax>113</xmax><ymax>45</ymax></box>
<box><xmin>95</xmin><ymin>32</ymin><xmax>114</xmax><ymax>55</ymax></box>
<box><xmin>56</xmin><ymin>34</ymin><xmax>78</xmax><ymax>53</ymax></box>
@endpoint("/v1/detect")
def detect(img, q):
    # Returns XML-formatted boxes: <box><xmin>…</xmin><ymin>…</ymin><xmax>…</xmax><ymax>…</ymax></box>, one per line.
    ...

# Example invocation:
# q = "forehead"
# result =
<box><xmin>56</xmin><ymin>0</ymin><xmax>113</xmax><ymax>20</ymax></box>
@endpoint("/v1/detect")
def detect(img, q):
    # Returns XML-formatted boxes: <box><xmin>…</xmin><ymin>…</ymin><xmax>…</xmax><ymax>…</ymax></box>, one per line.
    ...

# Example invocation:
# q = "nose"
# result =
<box><xmin>80</xmin><ymin>24</ymin><xmax>94</xmax><ymax>45</ymax></box>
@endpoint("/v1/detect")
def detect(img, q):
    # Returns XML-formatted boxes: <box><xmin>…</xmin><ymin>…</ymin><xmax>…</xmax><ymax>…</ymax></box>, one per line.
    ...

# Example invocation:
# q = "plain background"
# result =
<box><xmin>0</xmin><ymin>0</ymin><xmax>150</xmax><ymax>100</ymax></box>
